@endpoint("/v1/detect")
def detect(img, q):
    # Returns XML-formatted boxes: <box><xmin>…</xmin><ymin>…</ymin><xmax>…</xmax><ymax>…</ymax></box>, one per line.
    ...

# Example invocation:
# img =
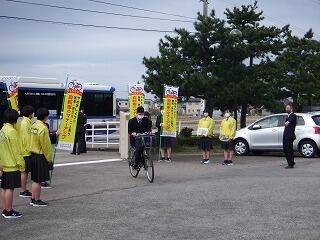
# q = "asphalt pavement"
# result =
<box><xmin>0</xmin><ymin>151</ymin><xmax>320</xmax><ymax>240</ymax></box>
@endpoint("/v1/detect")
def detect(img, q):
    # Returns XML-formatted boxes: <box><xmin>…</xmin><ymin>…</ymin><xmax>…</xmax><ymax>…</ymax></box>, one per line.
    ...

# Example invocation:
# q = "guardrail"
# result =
<box><xmin>85</xmin><ymin>121</ymin><xmax>120</xmax><ymax>148</ymax></box>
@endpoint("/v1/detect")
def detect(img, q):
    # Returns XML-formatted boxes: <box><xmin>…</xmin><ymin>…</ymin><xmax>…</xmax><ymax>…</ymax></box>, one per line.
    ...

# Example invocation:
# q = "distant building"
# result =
<box><xmin>184</xmin><ymin>98</ymin><xmax>206</xmax><ymax>115</ymax></box>
<box><xmin>144</xmin><ymin>99</ymin><xmax>155</xmax><ymax>112</ymax></box>
<box><xmin>117</xmin><ymin>98</ymin><xmax>129</xmax><ymax>112</ymax></box>
<box><xmin>116</xmin><ymin>98</ymin><xmax>155</xmax><ymax>113</ymax></box>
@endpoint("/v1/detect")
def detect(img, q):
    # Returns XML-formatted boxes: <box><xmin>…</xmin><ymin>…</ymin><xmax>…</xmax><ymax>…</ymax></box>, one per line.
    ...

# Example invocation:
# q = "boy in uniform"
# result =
<box><xmin>0</xmin><ymin>109</ymin><xmax>25</xmax><ymax>218</ymax></box>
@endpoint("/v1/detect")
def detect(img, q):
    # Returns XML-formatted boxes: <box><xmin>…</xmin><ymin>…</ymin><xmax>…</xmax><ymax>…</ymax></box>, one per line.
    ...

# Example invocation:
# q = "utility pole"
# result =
<box><xmin>201</xmin><ymin>0</ymin><xmax>209</xmax><ymax>17</ymax></box>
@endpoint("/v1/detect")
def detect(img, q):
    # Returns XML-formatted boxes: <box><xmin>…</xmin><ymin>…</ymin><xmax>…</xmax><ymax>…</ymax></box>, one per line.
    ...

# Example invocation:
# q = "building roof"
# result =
<box><xmin>186</xmin><ymin>98</ymin><xmax>202</xmax><ymax>103</ymax></box>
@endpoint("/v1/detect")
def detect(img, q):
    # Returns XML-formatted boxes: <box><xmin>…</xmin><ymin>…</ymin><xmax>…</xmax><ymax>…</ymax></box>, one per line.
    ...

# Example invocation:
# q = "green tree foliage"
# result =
<box><xmin>143</xmin><ymin>1</ymin><xmax>319</xmax><ymax>127</ymax></box>
<box><xmin>272</xmin><ymin>30</ymin><xmax>320</xmax><ymax>111</ymax></box>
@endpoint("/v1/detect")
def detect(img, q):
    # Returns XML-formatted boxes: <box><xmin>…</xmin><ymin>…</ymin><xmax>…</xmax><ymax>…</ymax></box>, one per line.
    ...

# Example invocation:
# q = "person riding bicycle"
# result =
<box><xmin>128</xmin><ymin>106</ymin><xmax>152</xmax><ymax>167</ymax></box>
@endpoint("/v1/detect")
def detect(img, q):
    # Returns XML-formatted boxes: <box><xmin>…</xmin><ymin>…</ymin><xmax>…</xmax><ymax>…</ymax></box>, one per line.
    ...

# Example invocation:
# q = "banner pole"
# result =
<box><xmin>158</xmin><ymin>85</ymin><xmax>165</xmax><ymax>161</ymax></box>
<box><xmin>50</xmin><ymin>74</ymin><xmax>69</xmax><ymax>185</ymax></box>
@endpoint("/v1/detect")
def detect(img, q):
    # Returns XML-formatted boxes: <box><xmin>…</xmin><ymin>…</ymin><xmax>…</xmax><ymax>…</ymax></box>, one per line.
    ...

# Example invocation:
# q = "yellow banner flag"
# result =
<box><xmin>57</xmin><ymin>79</ymin><xmax>84</xmax><ymax>151</ymax></box>
<box><xmin>1</xmin><ymin>76</ymin><xmax>19</xmax><ymax>111</ymax></box>
<box><xmin>128</xmin><ymin>83</ymin><xmax>145</xmax><ymax>119</ymax></box>
<box><xmin>162</xmin><ymin>85</ymin><xmax>179</xmax><ymax>138</ymax></box>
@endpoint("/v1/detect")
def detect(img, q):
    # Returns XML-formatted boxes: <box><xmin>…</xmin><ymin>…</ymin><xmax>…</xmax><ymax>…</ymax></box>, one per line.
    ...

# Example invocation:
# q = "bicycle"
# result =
<box><xmin>128</xmin><ymin>133</ymin><xmax>155</xmax><ymax>183</ymax></box>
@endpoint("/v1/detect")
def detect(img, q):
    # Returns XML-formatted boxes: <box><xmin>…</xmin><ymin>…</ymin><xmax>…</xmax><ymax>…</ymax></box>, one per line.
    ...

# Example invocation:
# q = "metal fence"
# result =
<box><xmin>85</xmin><ymin>121</ymin><xmax>120</xmax><ymax>148</ymax></box>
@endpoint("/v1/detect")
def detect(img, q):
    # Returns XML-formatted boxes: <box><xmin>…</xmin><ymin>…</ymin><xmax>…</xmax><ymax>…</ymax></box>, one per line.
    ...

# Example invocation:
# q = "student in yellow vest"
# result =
<box><xmin>197</xmin><ymin>109</ymin><xmax>215</xmax><ymax>164</ymax></box>
<box><xmin>19</xmin><ymin>105</ymin><xmax>34</xmax><ymax>198</ymax></box>
<box><xmin>30</xmin><ymin>108</ymin><xmax>52</xmax><ymax>207</ymax></box>
<box><xmin>220</xmin><ymin>109</ymin><xmax>237</xmax><ymax>166</ymax></box>
<box><xmin>0</xmin><ymin>109</ymin><xmax>25</xmax><ymax>219</ymax></box>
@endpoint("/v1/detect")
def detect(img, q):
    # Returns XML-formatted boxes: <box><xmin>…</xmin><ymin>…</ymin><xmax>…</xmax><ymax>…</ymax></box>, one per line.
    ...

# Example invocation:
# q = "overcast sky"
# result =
<box><xmin>0</xmin><ymin>0</ymin><xmax>319</xmax><ymax>98</ymax></box>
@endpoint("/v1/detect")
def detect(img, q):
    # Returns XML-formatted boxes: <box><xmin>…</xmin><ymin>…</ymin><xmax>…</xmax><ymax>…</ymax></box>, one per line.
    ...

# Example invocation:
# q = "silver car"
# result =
<box><xmin>234</xmin><ymin>113</ymin><xmax>320</xmax><ymax>158</ymax></box>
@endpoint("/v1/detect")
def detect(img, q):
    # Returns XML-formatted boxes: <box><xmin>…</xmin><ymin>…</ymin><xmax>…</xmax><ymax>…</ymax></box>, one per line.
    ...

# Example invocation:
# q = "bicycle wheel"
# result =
<box><xmin>128</xmin><ymin>148</ymin><xmax>139</xmax><ymax>178</ymax></box>
<box><xmin>144</xmin><ymin>149</ymin><xmax>154</xmax><ymax>183</ymax></box>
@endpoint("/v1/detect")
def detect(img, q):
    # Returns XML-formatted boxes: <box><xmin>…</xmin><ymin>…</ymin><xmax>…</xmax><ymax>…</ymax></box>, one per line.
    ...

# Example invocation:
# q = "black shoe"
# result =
<box><xmin>41</xmin><ymin>182</ymin><xmax>52</xmax><ymax>189</ymax></box>
<box><xmin>30</xmin><ymin>199</ymin><xmax>35</xmax><ymax>206</ymax></box>
<box><xmin>165</xmin><ymin>158</ymin><xmax>172</xmax><ymax>163</ymax></box>
<box><xmin>222</xmin><ymin>160</ymin><xmax>228</xmax><ymax>165</ymax></box>
<box><xmin>32</xmin><ymin>200</ymin><xmax>48</xmax><ymax>207</ymax></box>
<box><xmin>19</xmin><ymin>190</ymin><xmax>32</xmax><ymax>198</ymax></box>
<box><xmin>2</xmin><ymin>209</ymin><xmax>23</xmax><ymax>219</ymax></box>
<box><xmin>70</xmin><ymin>152</ymin><xmax>76</xmax><ymax>155</ymax></box>
<box><xmin>227</xmin><ymin>161</ymin><xmax>233</xmax><ymax>166</ymax></box>
<box><xmin>203</xmin><ymin>159</ymin><xmax>210</xmax><ymax>164</ymax></box>
<box><xmin>285</xmin><ymin>165</ymin><xmax>294</xmax><ymax>169</ymax></box>
<box><xmin>200</xmin><ymin>159</ymin><xmax>205</xmax><ymax>164</ymax></box>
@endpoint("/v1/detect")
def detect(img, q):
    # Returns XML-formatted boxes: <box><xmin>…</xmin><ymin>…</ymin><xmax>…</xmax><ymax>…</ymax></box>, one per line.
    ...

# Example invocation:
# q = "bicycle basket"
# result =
<box><xmin>135</xmin><ymin>134</ymin><xmax>156</xmax><ymax>149</ymax></box>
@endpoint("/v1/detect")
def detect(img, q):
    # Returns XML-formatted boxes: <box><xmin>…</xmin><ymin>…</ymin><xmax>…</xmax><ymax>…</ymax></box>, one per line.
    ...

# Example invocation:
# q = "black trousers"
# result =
<box><xmin>283</xmin><ymin>138</ymin><xmax>295</xmax><ymax>166</ymax></box>
<box><xmin>130</xmin><ymin>140</ymin><xmax>144</xmax><ymax>166</ymax></box>
<box><xmin>73</xmin><ymin>132</ymin><xmax>86</xmax><ymax>154</ymax></box>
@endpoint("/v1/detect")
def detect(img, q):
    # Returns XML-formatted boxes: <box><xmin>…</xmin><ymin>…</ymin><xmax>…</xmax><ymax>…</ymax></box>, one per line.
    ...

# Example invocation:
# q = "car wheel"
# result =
<box><xmin>299</xmin><ymin>140</ymin><xmax>318</xmax><ymax>158</ymax></box>
<box><xmin>234</xmin><ymin>139</ymin><xmax>249</xmax><ymax>156</ymax></box>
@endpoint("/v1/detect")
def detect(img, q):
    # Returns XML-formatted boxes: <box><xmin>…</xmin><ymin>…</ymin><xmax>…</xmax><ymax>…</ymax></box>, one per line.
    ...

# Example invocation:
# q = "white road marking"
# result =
<box><xmin>54</xmin><ymin>158</ymin><xmax>123</xmax><ymax>167</ymax></box>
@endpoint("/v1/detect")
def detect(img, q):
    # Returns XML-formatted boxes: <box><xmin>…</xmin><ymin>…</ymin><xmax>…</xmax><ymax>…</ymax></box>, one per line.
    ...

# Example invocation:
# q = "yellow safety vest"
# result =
<box><xmin>0</xmin><ymin>123</ymin><xmax>25</xmax><ymax>172</ymax></box>
<box><xmin>197</xmin><ymin>117</ymin><xmax>215</xmax><ymax>137</ymax></box>
<box><xmin>220</xmin><ymin>117</ymin><xmax>237</xmax><ymax>139</ymax></box>
<box><xmin>20</xmin><ymin>116</ymin><xmax>32</xmax><ymax>157</ymax></box>
<box><xmin>30</xmin><ymin>120</ymin><xmax>52</xmax><ymax>162</ymax></box>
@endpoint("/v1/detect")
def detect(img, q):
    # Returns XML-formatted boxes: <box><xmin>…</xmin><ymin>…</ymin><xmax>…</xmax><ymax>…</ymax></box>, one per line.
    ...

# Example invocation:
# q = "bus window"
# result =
<box><xmin>19</xmin><ymin>90</ymin><xmax>64</xmax><ymax>117</ymax></box>
<box><xmin>82</xmin><ymin>92</ymin><xmax>114</xmax><ymax>117</ymax></box>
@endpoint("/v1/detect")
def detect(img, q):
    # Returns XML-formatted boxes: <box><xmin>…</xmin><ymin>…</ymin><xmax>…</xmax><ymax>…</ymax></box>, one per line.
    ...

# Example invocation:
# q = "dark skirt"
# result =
<box><xmin>221</xmin><ymin>140</ymin><xmax>234</xmax><ymax>150</ymax></box>
<box><xmin>1</xmin><ymin>171</ymin><xmax>21</xmax><ymax>189</ymax></box>
<box><xmin>24</xmin><ymin>156</ymin><xmax>32</xmax><ymax>173</ymax></box>
<box><xmin>199</xmin><ymin>137</ymin><xmax>213</xmax><ymax>150</ymax></box>
<box><xmin>31</xmin><ymin>154</ymin><xmax>50</xmax><ymax>183</ymax></box>
<box><xmin>157</xmin><ymin>135</ymin><xmax>172</xmax><ymax>149</ymax></box>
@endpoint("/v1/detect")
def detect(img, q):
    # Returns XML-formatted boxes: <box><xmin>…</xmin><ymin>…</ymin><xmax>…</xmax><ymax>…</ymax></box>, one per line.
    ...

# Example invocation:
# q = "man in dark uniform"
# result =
<box><xmin>128</xmin><ymin>106</ymin><xmax>151</xmax><ymax>166</ymax></box>
<box><xmin>72</xmin><ymin>106</ymin><xmax>87</xmax><ymax>155</ymax></box>
<box><xmin>283</xmin><ymin>104</ymin><xmax>297</xmax><ymax>169</ymax></box>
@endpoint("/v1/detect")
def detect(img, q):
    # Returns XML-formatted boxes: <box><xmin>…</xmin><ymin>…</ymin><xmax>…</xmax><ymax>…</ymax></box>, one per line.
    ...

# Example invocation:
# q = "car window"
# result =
<box><xmin>256</xmin><ymin>116</ymin><xmax>281</xmax><ymax>129</ymax></box>
<box><xmin>297</xmin><ymin>116</ymin><xmax>305</xmax><ymax>126</ymax></box>
<box><xmin>279</xmin><ymin>115</ymin><xmax>305</xmax><ymax>126</ymax></box>
<box><xmin>312</xmin><ymin>115</ymin><xmax>320</xmax><ymax>126</ymax></box>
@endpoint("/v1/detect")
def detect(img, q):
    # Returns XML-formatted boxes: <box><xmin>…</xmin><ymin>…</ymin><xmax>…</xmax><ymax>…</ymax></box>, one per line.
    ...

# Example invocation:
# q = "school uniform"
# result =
<box><xmin>30</xmin><ymin>120</ymin><xmax>52</xmax><ymax>183</ymax></box>
<box><xmin>283</xmin><ymin>112</ymin><xmax>297</xmax><ymax>167</ymax></box>
<box><xmin>0</xmin><ymin>123</ymin><xmax>25</xmax><ymax>189</ymax></box>
<box><xmin>72</xmin><ymin>111</ymin><xmax>87</xmax><ymax>154</ymax></box>
<box><xmin>20</xmin><ymin>117</ymin><xmax>33</xmax><ymax>173</ymax></box>
<box><xmin>197</xmin><ymin>116</ymin><xmax>215</xmax><ymax>150</ymax></box>
<box><xmin>128</xmin><ymin>117</ymin><xmax>151</xmax><ymax>165</ymax></box>
<box><xmin>220</xmin><ymin>117</ymin><xmax>237</xmax><ymax>150</ymax></box>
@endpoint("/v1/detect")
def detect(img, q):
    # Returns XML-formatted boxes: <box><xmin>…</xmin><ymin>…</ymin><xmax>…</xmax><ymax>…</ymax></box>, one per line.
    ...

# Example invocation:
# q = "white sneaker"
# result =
<box><xmin>203</xmin><ymin>160</ymin><xmax>210</xmax><ymax>164</ymax></box>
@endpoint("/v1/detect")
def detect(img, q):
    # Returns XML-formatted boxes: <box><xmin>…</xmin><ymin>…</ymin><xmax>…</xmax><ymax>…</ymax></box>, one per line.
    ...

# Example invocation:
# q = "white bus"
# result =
<box><xmin>0</xmin><ymin>77</ymin><xmax>116</xmax><ymax>131</ymax></box>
